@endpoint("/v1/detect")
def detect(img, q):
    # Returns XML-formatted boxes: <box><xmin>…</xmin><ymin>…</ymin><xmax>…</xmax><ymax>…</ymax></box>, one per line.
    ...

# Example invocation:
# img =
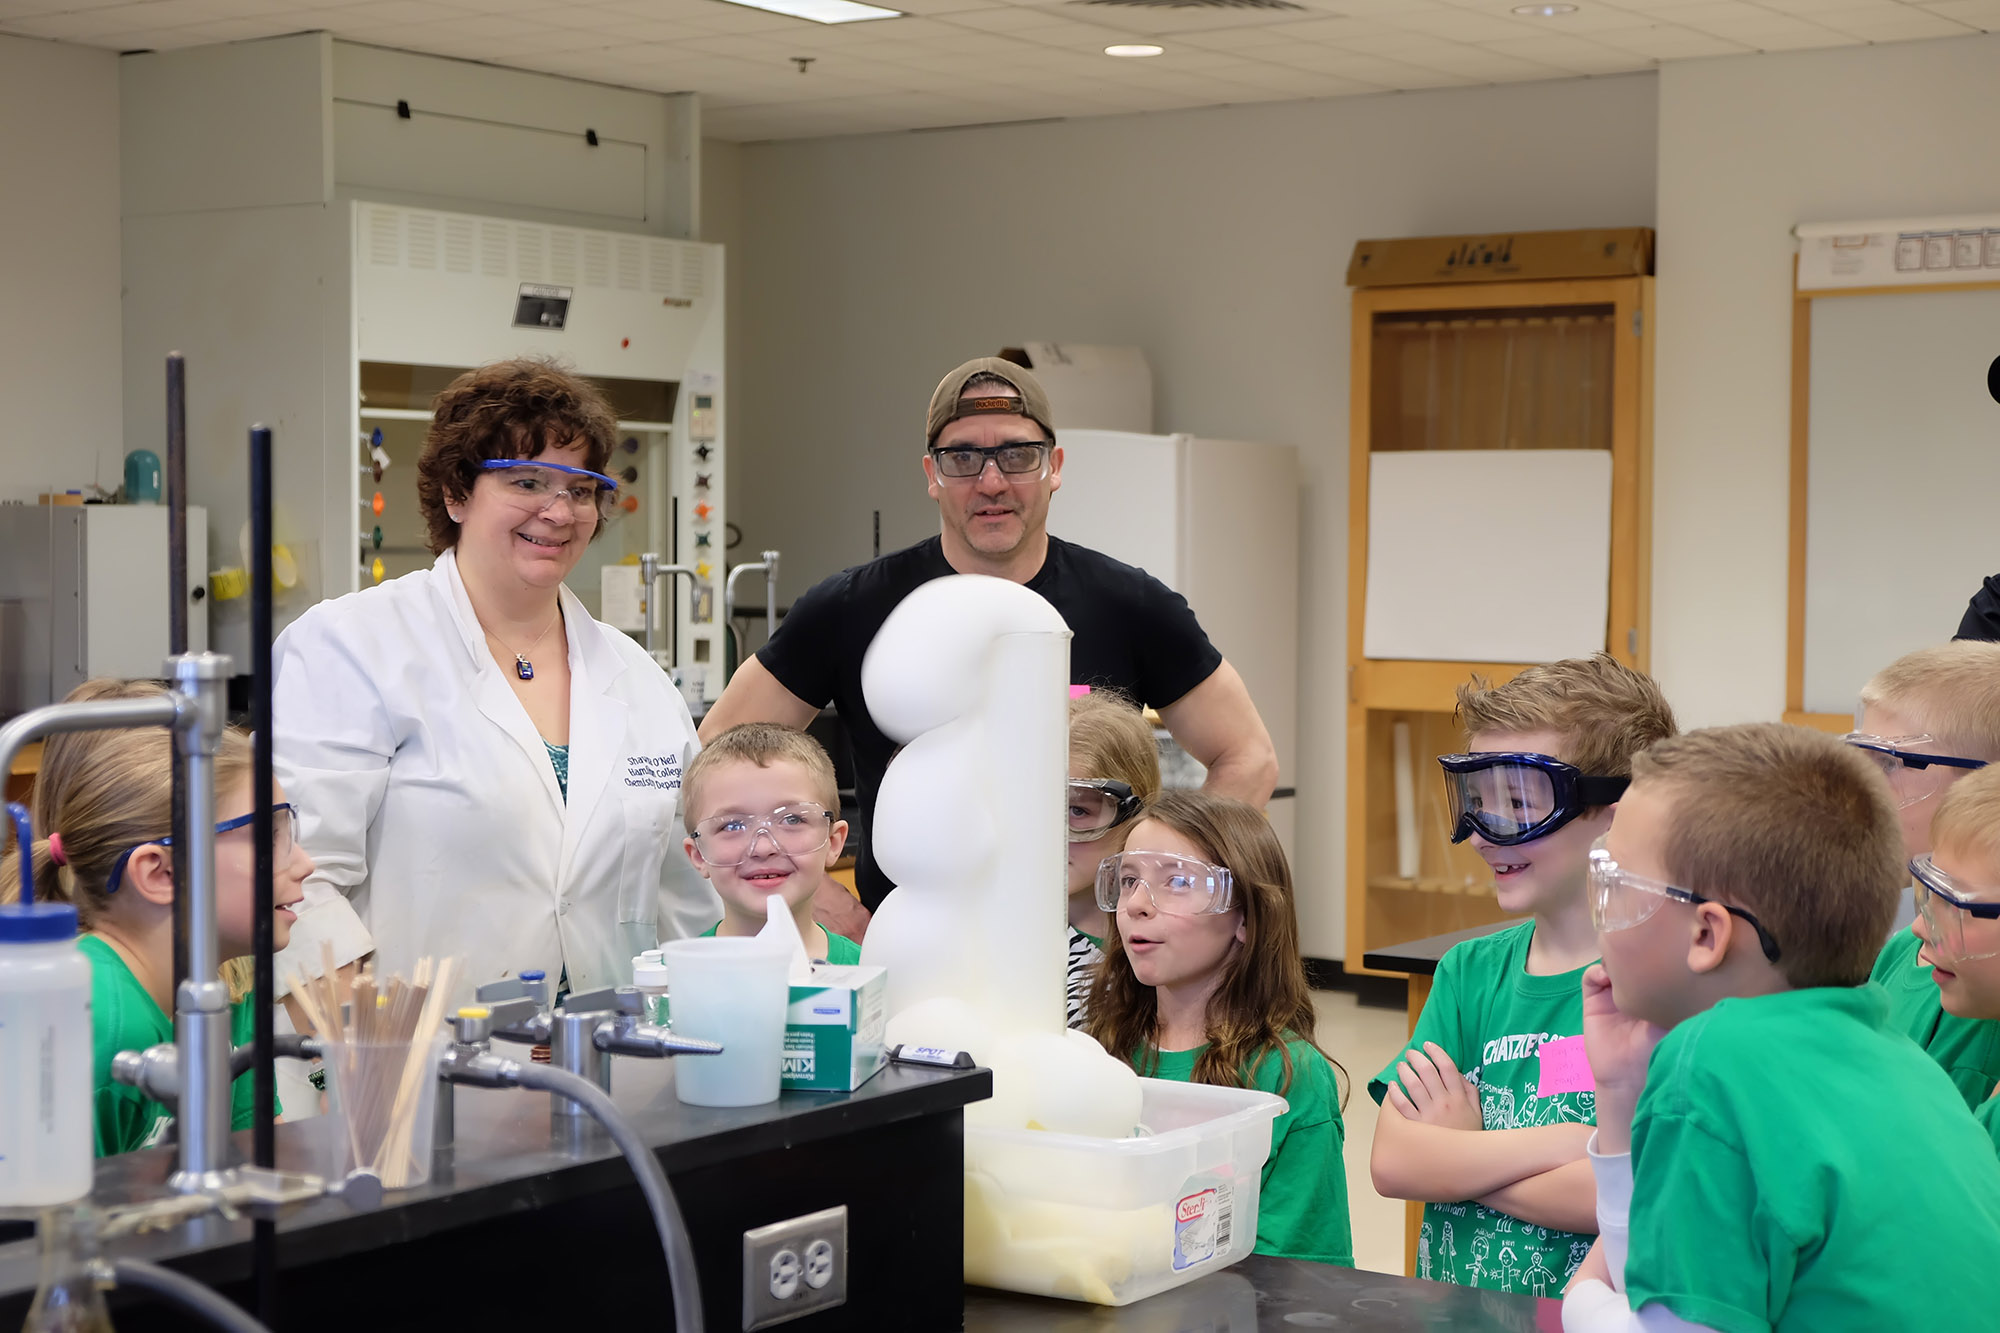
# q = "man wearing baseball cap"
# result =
<box><xmin>699</xmin><ymin>357</ymin><xmax>1278</xmax><ymax>932</ymax></box>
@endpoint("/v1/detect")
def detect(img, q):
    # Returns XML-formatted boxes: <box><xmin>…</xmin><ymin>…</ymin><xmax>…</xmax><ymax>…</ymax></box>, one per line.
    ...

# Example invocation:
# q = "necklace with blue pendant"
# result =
<box><xmin>487</xmin><ymin>606</ymin><xmax>562</xmax><ymax>683</ymax></box>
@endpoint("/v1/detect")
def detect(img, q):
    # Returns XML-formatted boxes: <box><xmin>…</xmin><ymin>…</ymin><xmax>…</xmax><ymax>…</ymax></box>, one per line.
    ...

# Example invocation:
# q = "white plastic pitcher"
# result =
<box><xmin>661</xmin><ymin>937</ymin><xmax>790</xmax><ymax>1107</ymax></box>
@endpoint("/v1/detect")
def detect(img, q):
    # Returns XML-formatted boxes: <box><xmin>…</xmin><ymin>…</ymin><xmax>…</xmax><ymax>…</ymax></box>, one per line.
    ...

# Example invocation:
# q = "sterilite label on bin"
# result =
<box><xmin>1172</xmin><ymin>1182</ymin><xmax>1234</xmax><ymax>1271</ymax></box>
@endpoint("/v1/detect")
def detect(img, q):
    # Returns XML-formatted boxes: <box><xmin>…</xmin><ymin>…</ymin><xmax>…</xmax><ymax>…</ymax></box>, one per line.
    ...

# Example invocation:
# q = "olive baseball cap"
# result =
<box><xmin>926</xmin><ymin>357</ymin><xmax>1055</xmax><ymax>445</ymax></box>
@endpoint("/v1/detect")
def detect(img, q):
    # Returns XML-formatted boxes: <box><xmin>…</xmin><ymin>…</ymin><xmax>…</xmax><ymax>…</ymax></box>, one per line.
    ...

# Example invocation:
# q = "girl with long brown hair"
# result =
<box><xmin>1084</xmin><ymin>790</ymin><xmax>1352</xmax><ymax>1265</ymax></box>
<box><xmin>0</xmin><ymin>678</ymin><xmax>314</xmax><ymax>1155</ymax></box>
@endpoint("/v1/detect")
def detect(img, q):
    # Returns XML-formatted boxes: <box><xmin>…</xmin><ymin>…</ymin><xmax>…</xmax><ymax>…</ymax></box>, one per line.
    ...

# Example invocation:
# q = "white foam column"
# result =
<box><xmin>975</xmin><ymin>629</ymin><xmax>1069</xmax><ymax>1036</ymax></box>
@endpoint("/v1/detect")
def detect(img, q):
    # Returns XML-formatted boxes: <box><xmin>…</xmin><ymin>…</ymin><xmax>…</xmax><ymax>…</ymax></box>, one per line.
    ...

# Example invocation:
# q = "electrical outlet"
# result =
<box><xmin>743</xmin><ymin>1205</ymin><xmax>847</xmax><ymax>1330</ymax></box>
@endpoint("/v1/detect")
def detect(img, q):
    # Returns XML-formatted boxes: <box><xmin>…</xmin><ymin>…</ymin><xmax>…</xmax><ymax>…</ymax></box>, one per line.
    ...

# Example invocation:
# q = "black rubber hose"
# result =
<box><xmin>513</xmin><ymin>1064</ymin><xmax>704</xmax><ymax>1333</ymax></box>
<box><xmin>112</xmin><ymin>1259</ymin><xmax>272</xmax><ymax>1333</ymax></box>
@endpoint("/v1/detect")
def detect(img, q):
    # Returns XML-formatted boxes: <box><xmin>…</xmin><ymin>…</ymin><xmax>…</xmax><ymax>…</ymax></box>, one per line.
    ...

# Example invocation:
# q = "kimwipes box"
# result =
<box><xmin>1347</xmin><ymin>227</ymin><xmax>1654</xmax><ymax>288</ymax></box>
<box><xmin>780</xmin><ymin>964</ymin><xmax>888</xmax><ymax>1092</ymax></box>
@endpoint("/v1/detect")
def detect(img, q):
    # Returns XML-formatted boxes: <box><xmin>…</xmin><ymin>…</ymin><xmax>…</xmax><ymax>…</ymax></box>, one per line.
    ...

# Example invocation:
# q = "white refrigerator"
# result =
<box><xmin>1047</xmin><ymin>431</ymin><xmax>1300</xmax><ymax>856</ymax></box>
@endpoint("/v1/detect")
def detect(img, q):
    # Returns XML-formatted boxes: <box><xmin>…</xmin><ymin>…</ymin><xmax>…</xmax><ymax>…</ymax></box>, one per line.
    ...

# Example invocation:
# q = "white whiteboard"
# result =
<box><xmin>1364</xmin><ymin>450</ymin><xmax>1612</xmax><ymax>662</ymax></box>
<box><xmin>1803</xmin><ymin>289</ymin><xmax>2000</xmax><ymax>714</ymax></box>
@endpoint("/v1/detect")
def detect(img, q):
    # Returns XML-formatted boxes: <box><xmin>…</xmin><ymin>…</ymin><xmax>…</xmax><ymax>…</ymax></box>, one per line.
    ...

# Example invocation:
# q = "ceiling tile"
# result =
<box><xmin>1921</xmin><ymin>0</ymin><xmax>2000</xmax><ymax>28</ymax></box>
<box><xmin>1588</xmin><ymin>22</ymin><xmax>1753</xmax><ymax>55</ymax></box>
<box><xmin>1478</xmin><ymin>32</ymin><xmax>1650</xmax><ymax>70</ymax></box>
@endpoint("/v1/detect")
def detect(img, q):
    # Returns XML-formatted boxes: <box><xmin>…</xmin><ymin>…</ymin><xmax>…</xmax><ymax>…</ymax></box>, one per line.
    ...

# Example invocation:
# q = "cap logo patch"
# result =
<box><xmin>959</xmin><ymin>395</ymin><xmax>1023</xmax><ymax>414</ymax></box>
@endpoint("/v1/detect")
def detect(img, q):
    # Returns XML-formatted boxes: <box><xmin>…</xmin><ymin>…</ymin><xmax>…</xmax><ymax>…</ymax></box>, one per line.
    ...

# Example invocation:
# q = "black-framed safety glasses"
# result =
<box><xmin>1587</xmin><ymin>839</ymin><xmax>1782</xmax><ymax>963</ymax></box>
<box><xmin>1911</xmin><ymin>854</ymin><xmax>2000</xmax><ymax>965</ymax></box>
<box><xmin>928</xmin><ymin>441</ymin><xmax>1051</xmax><ymax>481</ymax></box>
<box><xmin>1437</xmin><ymin>752</ymin><xmax>1629</xmax><ymax>847</ymax></box>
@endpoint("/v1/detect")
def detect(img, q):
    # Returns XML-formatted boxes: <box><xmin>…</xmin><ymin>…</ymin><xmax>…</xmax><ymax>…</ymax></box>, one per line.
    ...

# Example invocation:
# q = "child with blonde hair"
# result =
<box><xmin>1564</xmin><ymin>723</ymin><xmax>2000</xmax><ymax>1331</ymax></box>
<box><xmin>1086</xmin><ymin>791</ymin><xmax>1351</xmax><ymax>1264</ymax></box>
<box><xmin>682</xmin><ymin>722</ymin><xmax>859</xmax><ymax>963</ymax></box>
<box><xmin>1853</xmin><ymin>641</ymin><xmax>2000</xmax><ymax>1107</ymax></box>
<box><xmin>1064</xmin><ymin>689</ymin><xmax>1161</xmax><ymax>1027</ymax></box>
<box><xmin>1371</xmin><ymin>655</ymin><xmax>1676</xmax><ymax>1291</ymax></box>
<box><xmin>1907</xmin><ymin>762</ymin><xmax>2000</xmax><ymax>1153</ymax></box>
<box><xmin>0</xmin><ymin>679</ymin><xmax>312</xmax><ymax>1155</ymax></box>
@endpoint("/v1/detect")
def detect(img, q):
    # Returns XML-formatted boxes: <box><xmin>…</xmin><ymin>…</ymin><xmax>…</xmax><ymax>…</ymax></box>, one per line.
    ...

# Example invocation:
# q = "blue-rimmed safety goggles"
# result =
<box><xmin>480</xmin><ymin>459</ymin><xmax>620</xmax><ymax>522</ymax></box>
<box><xmin>1842</xmin><ymin>733</ymin><xmax>1987</xmax><ymax>810</ymax></box>
<box><xmin>1438</xmin><ymin>752</ymin><xmax>1628</xmax><ymax>847</ymax></box>
<box><xmin>107</xmin><ymin>804</ymin><xmax>298</xmax><ymax>895</ymax></box>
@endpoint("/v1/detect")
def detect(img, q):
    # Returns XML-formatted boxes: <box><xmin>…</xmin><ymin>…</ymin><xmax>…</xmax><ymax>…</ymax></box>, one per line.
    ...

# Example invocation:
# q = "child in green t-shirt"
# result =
<box><xmin>0</xmin><ymin>678</ymin><xmax>310</xmax><ymax>1155</ymax></box>
<box><xmin>681</xmin><ymin>723</ymin><xmax>861</xmax><ymax>964</ymax></box>
<box><xmin>1906</xmin><ymin>763</ymin><xmax>2000</xmax><ymax>1156</ymax></box>
<box><xmin>1851</xmin><ymin>642</ymin><xmax>2000</xmax><ymax>1108</ymax></box>
<box><xmin>1083</xmin><ymin>789</ymin><xmax>1351</xmax><ymax>1266</ymax></box>
<box><xmin>1062</xmin><ymin>688</ymin><xmax>1160</xmax><ymax>1029</ymax></box>
<box><xmin>1566</xmin><ymin>723</ymin><xmax>2000</xmax><ymax>1332</ymax></box>
<box><xmin>1368</xmin><ymin>656</ymin><xmax>1676</xmax><ymax>1292</ymax></box>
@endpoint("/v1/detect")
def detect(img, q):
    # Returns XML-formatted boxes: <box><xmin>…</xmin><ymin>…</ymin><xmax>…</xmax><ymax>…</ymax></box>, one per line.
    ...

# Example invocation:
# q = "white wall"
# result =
<box><xmin>0</xmin><ymin>35</ymin><xmax>121</xmax><ymax>502</ymax></box>
<box><xmin>724</xmin><ymin>74</ymin><xmax>1659</xmax><ymax>959</ymax></box>
<box><xmin>1653</xmin><ymin>34</ymin><xmax>2000</xmax><ymax>729</ymax></box>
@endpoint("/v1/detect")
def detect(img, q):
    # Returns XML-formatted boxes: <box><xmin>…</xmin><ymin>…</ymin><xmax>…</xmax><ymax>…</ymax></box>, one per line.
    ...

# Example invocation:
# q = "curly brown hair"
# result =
<box><xmin>415</xmin><ymin>357</ymin><xmax>619</xmax><ymax>554</ymax></box>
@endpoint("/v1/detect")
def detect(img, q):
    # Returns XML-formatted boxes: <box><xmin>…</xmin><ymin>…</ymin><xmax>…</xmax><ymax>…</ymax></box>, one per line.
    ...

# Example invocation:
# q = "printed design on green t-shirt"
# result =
<box><xmin>1415</xmin><ymin>1025</ymin><xmax>1596</xmax><ymax>1292</ymax></box>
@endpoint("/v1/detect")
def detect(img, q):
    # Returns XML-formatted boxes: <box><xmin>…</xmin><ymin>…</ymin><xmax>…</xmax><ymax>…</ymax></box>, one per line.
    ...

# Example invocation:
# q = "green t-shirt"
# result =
<box><xmin>1978</xmin><ymin>1093</ymin><xmax>2000</xmax><ymax>1160</ymax></box>
<box><xmin>82</xmin><ymin>936</ymin><xmax>272</xmax><ymax>1157</ymax></box>
<box><xmin>1869</xmin><ymin>926</ymin><xmax>2000</xmax><ymax>1109</ymax></box>
<box><xmin>1626</xmin><ymin>984</ymin><xmax>2000</xmax><ymax>1332</ymax></box>
<box><xmin>699</xmin><ymin>921</ymin><xmax>862</xmax><ymax>965</ymax></box>
<box><xmin>1149</xmin><ymin>1039</ymin><xmax>1352</xmax><ymax>1267</ymax></box>
<box><xmin>1367</xmin><ymin>920</ymin><xmax>1596</xmax><ymax>1293</ymax></box>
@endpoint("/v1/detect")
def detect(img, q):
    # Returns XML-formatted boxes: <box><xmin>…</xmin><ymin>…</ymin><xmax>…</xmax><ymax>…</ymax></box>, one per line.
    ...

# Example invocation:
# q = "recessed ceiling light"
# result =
<box><xmin>1512</xmin><ymin>3</ymin><xmax>1578</xmax><ymax>13</ymax></box>
<box><xmin>1105</xmin><ymin>43</ymin><xmax>1165</xmax><ymax>57</ymax></box>
<box><xmin>716</xmin><ymin>0</ymin><xmax>902</xmax><ymax>23</ymax></box>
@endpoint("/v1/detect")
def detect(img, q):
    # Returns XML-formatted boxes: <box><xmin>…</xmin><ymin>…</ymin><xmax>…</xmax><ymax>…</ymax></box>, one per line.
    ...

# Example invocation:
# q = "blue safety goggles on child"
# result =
<box><xmin>1437</xmin><ymin>752</ymin><xmax>1629</xmax><ymax>847</ymax></box>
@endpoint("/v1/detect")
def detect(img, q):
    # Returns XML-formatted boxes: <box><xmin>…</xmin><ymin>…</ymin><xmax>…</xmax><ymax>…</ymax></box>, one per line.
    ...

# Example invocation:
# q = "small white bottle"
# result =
<box><xmin>631</xmin><ymin>956</ymin><xmax>671</xmax><ymax>1027</ymax></box>
<box><xmin>0</xmin><ymin>898</ymin><xmax>93</xmax><ymax>1206</ymax></box>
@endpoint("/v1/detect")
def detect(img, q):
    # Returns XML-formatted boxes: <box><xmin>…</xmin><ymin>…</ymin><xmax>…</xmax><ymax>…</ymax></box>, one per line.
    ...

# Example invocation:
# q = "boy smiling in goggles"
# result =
<box><xmin>1369</xmin><ymin>655</ymin><xmax>1676</xmax><ymax>1293</ymax></box>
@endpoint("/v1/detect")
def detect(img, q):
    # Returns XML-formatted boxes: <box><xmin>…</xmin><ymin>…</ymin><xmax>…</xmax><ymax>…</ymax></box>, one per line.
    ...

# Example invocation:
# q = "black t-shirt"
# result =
<box><xmin>1958</xmin><ymin>575</ymin><xmax>2000</xmax><ymax>642</ymax></box>
<box><xmin>757</xmin><ymin>535</ymin><xmax>1224</xmax><ymax>909</ymax></box>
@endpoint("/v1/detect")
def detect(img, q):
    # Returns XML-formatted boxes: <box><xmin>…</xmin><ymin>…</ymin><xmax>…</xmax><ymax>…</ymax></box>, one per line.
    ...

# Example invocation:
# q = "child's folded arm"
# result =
<box><xmin>1370</xmin><ymin>1102</ymin><xmax>1594</xmax><ymax>1202</ymax></box>
<box><xmin>1474</xmin><ymin>1157</ymin><xmax>1598</xmax><ymax>1234</ymax></box>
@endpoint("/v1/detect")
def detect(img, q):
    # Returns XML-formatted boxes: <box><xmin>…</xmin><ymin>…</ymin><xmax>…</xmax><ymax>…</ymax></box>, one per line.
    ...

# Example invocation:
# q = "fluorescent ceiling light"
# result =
<box><xmin>1512</xmin><ymin>3</ymin><xmax>1577</xmax><ymax>13</ymax></box>
<box><xmin>1105</xmin><ymin>43</ymin><xmax>1164</xmax><ymax>57</ymax></box>
<box><xmin>716</xmin><ymin>0</ymin><xmax>902</xmax><ymax>23</ymax></box>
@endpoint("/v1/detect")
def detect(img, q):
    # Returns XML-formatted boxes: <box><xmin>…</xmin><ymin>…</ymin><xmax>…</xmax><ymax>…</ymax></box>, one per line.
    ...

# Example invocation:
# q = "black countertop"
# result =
<box><xmin>965</xmin><ymin>1255</ymin><xmax>1557</xmax><ymax>1331</ymax></box>
<box><xmin>1364</xmin><ymin>922</ymin><xmax>1515</xmax><ymax>978</ymax></box>
<box><xmin>0</xmin><ymin>1058</ymin><xmax>990</xmax><ymax>1298</ymax></box>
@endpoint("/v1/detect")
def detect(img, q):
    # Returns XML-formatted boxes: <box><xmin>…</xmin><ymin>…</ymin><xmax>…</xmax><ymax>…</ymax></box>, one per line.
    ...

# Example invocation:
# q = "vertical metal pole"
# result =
<box><xmin>169</xmin><ymin>650</ymin><xmax>234</xmax><ymax>1193</ymax></box>
<box><xmin>640</xmin><ymin>551</ymin><xmax>658</xmax><ymax>657</ymax></box>
<box><xmin>249</xmin><ymin>425</ymin><xmax>278</xmax><ymax>1325</ymax></box>
<box><xmin>763</xmin><ymin>550</ymin><xmax>780</xmax><ymax>653</ymax></box>
<box><xmin>167</xmin><ymin>355</ymin><xmax>191</xmax><ymax>993</ymax></box>
<box><xmin>670</xmin><ymin>501</ymin><xmax>681</xmax><ymax>668</ymax></box>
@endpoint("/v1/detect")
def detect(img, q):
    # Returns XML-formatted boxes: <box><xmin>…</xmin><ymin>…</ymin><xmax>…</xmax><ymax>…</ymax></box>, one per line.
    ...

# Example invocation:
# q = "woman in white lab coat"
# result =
<box><xmin>272</xmin><ymin>358</ymin><xmax>719</xmax><ymax>1004</ymax></box>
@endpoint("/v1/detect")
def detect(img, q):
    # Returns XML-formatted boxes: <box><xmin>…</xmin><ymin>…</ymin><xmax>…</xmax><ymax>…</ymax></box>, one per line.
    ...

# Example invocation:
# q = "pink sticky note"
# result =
<box><xmin>1536</xmin><ymin>1034</ymin><xmax>1595</xmax><ymax>1097</ymax></box>
<box><xmin>1069</xmin><ymin>684</ymin><xmax>1092</xmax><ymax>699</ymax></box>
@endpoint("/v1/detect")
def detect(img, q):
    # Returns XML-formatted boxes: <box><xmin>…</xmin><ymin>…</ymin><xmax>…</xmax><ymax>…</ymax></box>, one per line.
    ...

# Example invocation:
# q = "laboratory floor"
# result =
<box><xmin>1311</xmin><ymin>987</ymin><xmax>1411</xmax><ymax>1276</ymax></box>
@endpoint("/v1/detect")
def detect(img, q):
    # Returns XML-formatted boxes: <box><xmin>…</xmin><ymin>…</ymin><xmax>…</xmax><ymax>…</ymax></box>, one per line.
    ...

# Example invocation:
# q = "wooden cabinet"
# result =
<box><xmin>1345</xmin><ymin>277</ymin><xmax>1655</xmax><ymax>974</ymax></box>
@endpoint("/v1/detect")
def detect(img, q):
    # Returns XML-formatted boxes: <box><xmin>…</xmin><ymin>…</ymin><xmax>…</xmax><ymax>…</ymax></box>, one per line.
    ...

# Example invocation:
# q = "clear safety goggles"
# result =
<box><xmin>481</xmin><ymin>459</ymin><xmax>620</xmax><ymax>522</ymax></box>
<box><xmin>1586</xmin><ymin>837</ymin><xmax>1782</xmax><ymax>962</ymax></box>
<box><xmin>927</xmin><ymin>441</ymin><xmax>1051</xmax><ymax>482</ymax></box>
<box><xmin>1842</xmin><ymin>733</ymin><xmax>1988</xmax><ymax>810</ymax></box>
<box><xmin>690</xmin><ymin>803</ymin><xmax>833</xmax><ymax>867</ymax></box>
<box><xmin>107</xmin><ymin>804</ymin><xmax>300</xmax><ymax>896</ymax></box>
<box><xmin>1437</xmin><ymin>752</ymin><xmax>1629</xmax><ymax>847</ymax></box>
<box><xmin>1067</xmin><ymin>779</ymin><xmax>1142</xmax><ymax>843</ymax></box>
<box><xmin>1095</xmin><ymin>850</ymin><xmax>1236</xmax><ymax>917</ymax></box>
<box><xmin>1911</xmin><ymin>854</ymin><xmax>2000</xmax><ymax>965</ymax></box>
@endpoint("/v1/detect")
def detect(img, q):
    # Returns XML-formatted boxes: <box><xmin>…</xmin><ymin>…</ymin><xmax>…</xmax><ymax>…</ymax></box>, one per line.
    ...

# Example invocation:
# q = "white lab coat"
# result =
<box><xmin>270</xmin><ymin>549</ymin><xmax>719</xmax><ymax>1004</ymax></box>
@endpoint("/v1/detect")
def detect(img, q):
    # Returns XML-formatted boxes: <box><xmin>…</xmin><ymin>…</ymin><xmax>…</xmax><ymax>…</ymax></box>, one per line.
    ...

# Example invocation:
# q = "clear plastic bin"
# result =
<box><xmin>964</xmin><ymin>1077</ymin><xmax>1285</xmax><ymax>1306</ymax></box>
<box><xmin>320</xmin><ymin>1034</ymin><xmax>447</xmax><ymax>1190</ymax></box>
